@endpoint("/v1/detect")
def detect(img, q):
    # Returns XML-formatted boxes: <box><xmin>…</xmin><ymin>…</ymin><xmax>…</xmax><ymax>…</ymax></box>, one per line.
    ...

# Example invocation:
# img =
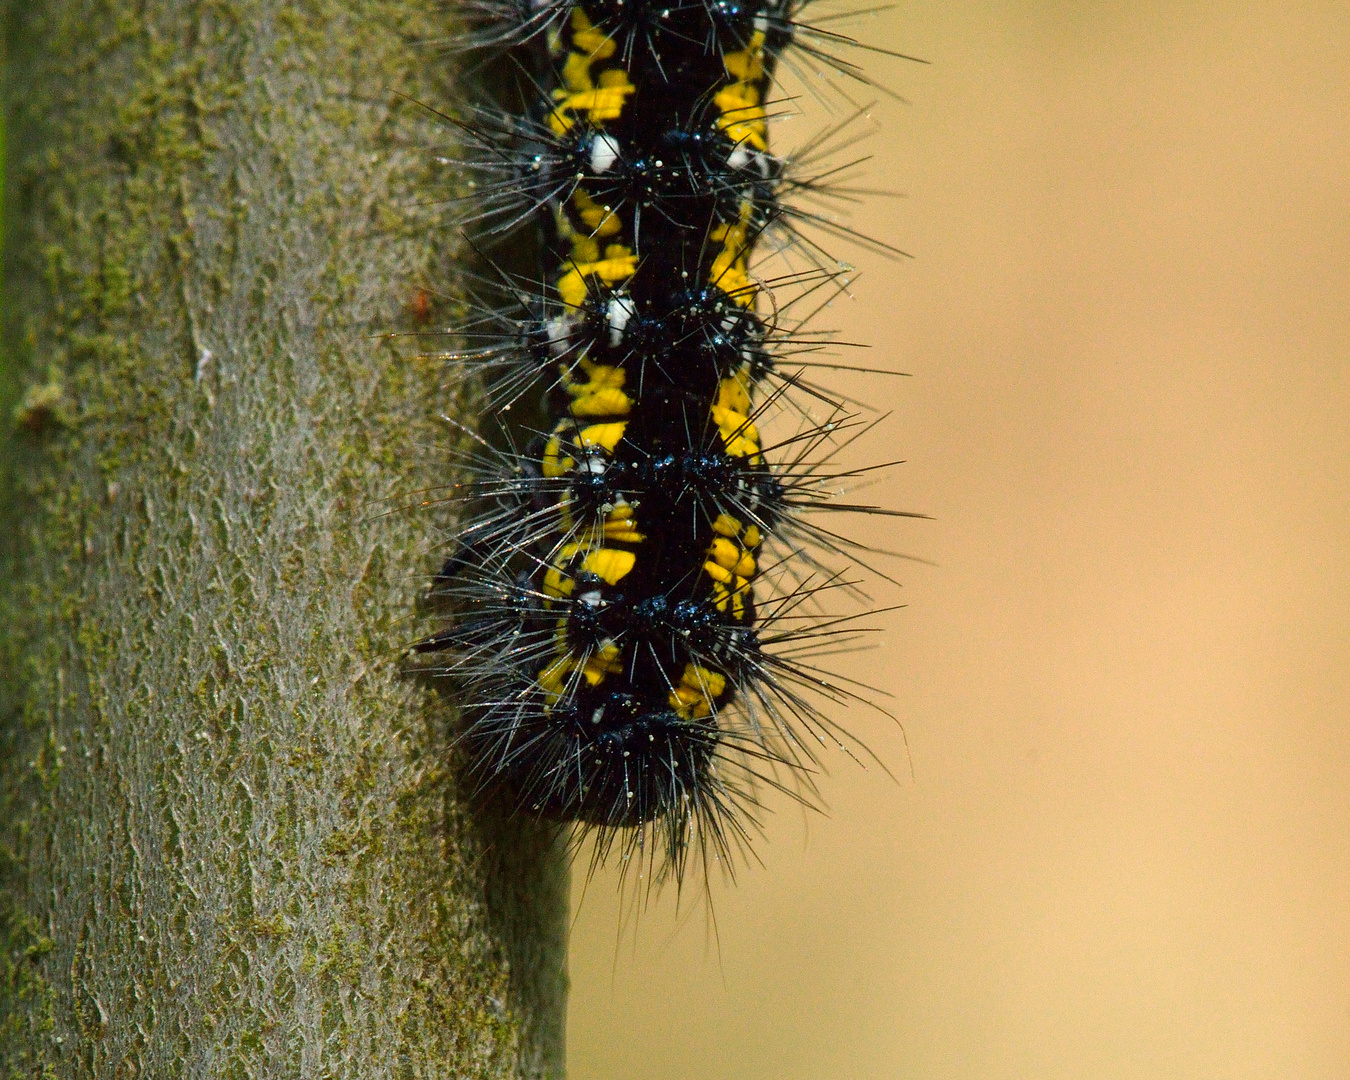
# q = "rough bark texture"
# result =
<box><xmin>0</xmin><ymin>2</ymin><xmax>568</xmax><ymax>1076</ymax></box>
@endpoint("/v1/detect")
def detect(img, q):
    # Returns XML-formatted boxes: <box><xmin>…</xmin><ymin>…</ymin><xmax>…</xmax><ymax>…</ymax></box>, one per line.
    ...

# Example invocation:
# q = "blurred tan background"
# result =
<box><xmin>567</xmin><ymin>2</ymin><xmax>1350</xmax><ymax>1077</ymax></box>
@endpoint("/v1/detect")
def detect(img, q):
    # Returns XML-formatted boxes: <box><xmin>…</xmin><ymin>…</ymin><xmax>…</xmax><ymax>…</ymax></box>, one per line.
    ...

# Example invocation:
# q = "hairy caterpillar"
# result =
<box><xmin>415</xmin><ymin>0</ymin><xmax>919</xmax><ymax>880</ymax></box>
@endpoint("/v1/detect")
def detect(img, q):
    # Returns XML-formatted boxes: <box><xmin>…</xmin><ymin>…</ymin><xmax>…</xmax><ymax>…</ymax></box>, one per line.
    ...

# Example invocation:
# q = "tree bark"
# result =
<box><xmin>0</xmin><ymin>2</ymin><xmax>568</xmax><ymax>1076</ymax></box>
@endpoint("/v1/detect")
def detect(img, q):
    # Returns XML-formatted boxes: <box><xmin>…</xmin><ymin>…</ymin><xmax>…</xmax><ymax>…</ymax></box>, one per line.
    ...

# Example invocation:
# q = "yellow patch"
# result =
<box><xmin>577</xmin><ymin>421</ymin><xmax>627</xmax><ymax>452</ymax></box>
<box><xmin>571</xmin><ymin>188</ymin><xmax>622</xmax><ymax>236</ymax></box>
<box><xmin>550</xmin><ymin>82</ymin><xmax>635</xmax><ymax>135</ymax></box>
<box><xmin>594</xmin><ymin>501</ymin><xmax>644</xmax><ymax>544</ymax></box>
<box><xmin>707</xmin><ymin>514</ymin><xmax>764</xmax><ymax>606</ymax></box>
<box><xmin>708</xmin><ymin>574</ymin><xmax>754</xmax><ymax>620</ymax></box>
<box><xmin>561</xmin><ymin>49</ymin><xmax>598</xmax><ymax>95</ymax></box>
<box><xmin>542</xmin><ymin>433</ymin><xmax>575</xmax><ymax>478</ymax></box>
<box><xmin>668</xmin><ymin>663</ymin><xmax>729</xmax><ymax>719</ymax></box>
<box><xmin>709</xmin><ymin>371</ymin><xmax>761</xmax><ymax>458</ymax></box>
<box><xmin>544</xmin><ymin>536</ymin><xmax>636</xmax><ymax>613</ymax></box>
<box><xmin>702</xmin><ymin>560</ymin><xmax>732</xmax><ymax>587</ymax></box>
<box><xmin>559</xmin><ymin>358</ymin><xmax>633</xmax><ymax>418</ymax></box>
<box><xmin>707</xmin><ymin>536</ymin><xmax>739</xmax><ymax>571</ymax></box>
<box><xmin>537</xmin><ymin>652</ymin><xmax>573</xmax><ymax>701</ymax></box>
<box><xmin>570</xmin><ymin>8</ymin><xmax>617</xmax><ymax>63</ymax></box>
<box><xmin>549</xmin><ymin>9</ymin><xmax>633</xmax><ymax>136</ymax></box>
<box><xmin>574</xmin><ymin>388</ymin><xmax>632</xmax><ymax>417</ymax></box>
<box><xmin>710</xmin><ymin>405</ymin><xmax>761</xmax><ymax>459</ymax></box>
<box><xmin>582</xmin><ymin>547</ymin><xmax>635</xmax><ymax>586</ymax></box>
<box><xmin>707</xmin><ymin>536</ymin><xmax>758</xmax><ymax>579</ymax></box>
<box><xmin>538</xmin><ymin>638</ymin><xmax>623</xmax><ymax>703</ymax></box>
<box><xmin>564</xmin><ymin>502</ymin><xmax>645</xmax><ymax>549</ymax></box>
<box><xmin>555</xmin><ymin>206</ymin><xmax>602</xmax><ymax>264</ymax></box>
<box><xmin>723</xmin><ymin>31</ymin><xmax>767</xmax><ymax>81</ymax></box>
<box><xmin>712</xmin><ymin>514</ymin><xmax>738</xmax><ymax>538</ymax></box>
<box><xmin>716</xmin><ymin>370</ymin><xmax>753</xmax><ymax>414</ymax></box>
<box><xmin>709</xmin><ymin>224</ymin><xmax>754</xmax><ymax>305</ymax></box>
<box><xmin>581</xmin><ymin>639</ymin><xmax>623</xmax><ymax>686</ymax></box>
<box><xmin>556</xmin><ymin>252</ymin><xmax>638</xmax><ymax>310</ymax></box>
<box><xmin>600</xmin><ymin>523</ymin><xmax>644</xmax><ymax>546</ymax></box>
<box><xmin>715</xmin><ymin>32</ymin><xmax>769</xmax><ymax>151</ymax></box>
<box><xmin>543</xmin><ymin>563</ymin><xmax>575</xmax><ymax>600</ymax></box>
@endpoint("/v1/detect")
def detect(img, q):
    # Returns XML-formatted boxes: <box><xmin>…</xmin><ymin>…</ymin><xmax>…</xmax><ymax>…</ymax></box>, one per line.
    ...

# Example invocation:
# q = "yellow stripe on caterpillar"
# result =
<box><xmin>554</xmin><ymin>200</ymin><xmax>627</xmax><ymax>263</ymax></box>
<box><xmin>709</xmin><ymin>204</ymin><xmax>757</xmax><ymax>304</ymax></box>
<box><xmin>556</xmin><ymin>251</ymin><xmax>638</xmax><ymax>310</ymax></box>
<box><xmin>537</xmin><ymin>652</ymin><xmax>572</xmax><ymax>702</ymax></box>
<box><xmin>668</xmin><ymin>663</ymin><xmax>729</xmax><ymax>720</ymax></box>
<box><xmin>561</xmin><ymin>357</ymin><xmax>633</xmax><ymax>417</ymax></box>
<box><xmin>549</xmin><ymin>82</ymin><xmax>636</xmax><ymax>135</ymax></box>
<box><xmin>537</xmin><ymin>638</ymin><xmax>624</xmax><ymax>704</ymax></box>
<box><xmin>556</xmin><ymin>10</ymin><xmax>621</xmax><ymax>97</ymax></box>
<box><xmin>550</xmin><ymin>61</ymin><xmax>636</xmax><ymax>135</ymax></box>
<box><xmin>555</xmin><ymin>206</ymin><xmax>602</xmax><ymax>264</ymax></box>
<box><xmin>711</xmin><ymin>409</ymin><xmax>761</xmax><ymax>459</ymax></box>
<box><xmin>707</xmin><ymin>536</ymin><xmax>758</xmax><ymax>580</ymax></box>
<box><xmin>707</xmin><ymin>572</ymin><xmax>754</xmax><ymax>620</ymax></box>
<box><xmin>581</xmin><ymin>547</ymin><xmax>636</xmax><ymax>585</ymax></box>
<box><xmin>543</xmin><ymin>541</ymin><xmax>636</xmax><ymax>606</ymax></box>
<box><xmin>544</xmin><ymin>542</ymin><xmax>587</xmax><ymax>602</ymax></box>
<box><xmin>543</xmin><ymin>562</ymin><xmax>575</xmax><ymax>600</ymax></box>
<box><xmin>581</xmin><ymin>639</ymin><xmax>623</xmax><ymax>686</ymax></box>
<box><xmin>706</xmin><ymin>516</ymin><xmax>763</xmax><ymax>609</ymax></box>
<box><xmin>577</xmin><ymin>421</ymin><xmax>626</xmax><ymax>452</ymax></box>
<box><xmin>569</xmin><ymin>8</ymin><xmax>617</xmax><ymax>64</ymax></box>
<box><xmin>570</xmin><ymin>188</ymin><xmax>623</xmax><ymax>236</ymax></box>
<box><xmin>599</xmin><ymin>501</ymin><xmax>644</xmax><ymax>544</ymax></box>
<box><xmin>712</xmin><ymin>513</ymin><xmax>764</xmax><ymax>550</ymax></box>
<box><xmin>568</xmin><ymin>637</ymin><xmax>621</xmax><ymax>689</ymax></box>
<box><xmin>542</xmin><ymin>433</ymin><xmax>575</xmax><ymax>478</ymax></box>
<box><xmin>716</xmin><ymin>31</ymin><xmax>769</xmax><ymax>151</ymax></box>
<box><xmin>723</xmin><ymin>30</ymin><xmax>767</xmax><ymax>82</ymax></box>
<box><xmin>561</xmin><ymin>50</ymin><xmax>597</xmax><ymax>96</ymax></box>
<box><xmin>572</xmin><ymin>504</ymin><xmax>645</xmax><ymax>547</ymax></box>
<box><xmin>717</xmin><ymin>369</ymin><xmax>753</xmax><ymax>414</ymax></box>
<box><xmin>712</xmin><ymin>513</ymin><xmax>741</xmax><ymax>538</ymax></box>
<box><xmin>710</xmin><ymin>373</ymin><xmax>762</xmax><ymax>459</ymax></box>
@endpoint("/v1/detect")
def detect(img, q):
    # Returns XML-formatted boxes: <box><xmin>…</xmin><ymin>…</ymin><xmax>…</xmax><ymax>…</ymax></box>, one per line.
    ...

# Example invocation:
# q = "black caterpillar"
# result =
<box><xmin>415</xmin><ymin>0</ymin><xmax>917</xmax><ymax>879</ymax></box>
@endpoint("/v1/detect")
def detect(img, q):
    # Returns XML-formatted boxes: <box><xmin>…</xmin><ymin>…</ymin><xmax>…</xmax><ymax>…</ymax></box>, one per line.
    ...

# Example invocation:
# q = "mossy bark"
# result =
<box><xmin>0</xmin><ymin>2</ymin><xmax>568</xmax><ymax>1076</ymax></box>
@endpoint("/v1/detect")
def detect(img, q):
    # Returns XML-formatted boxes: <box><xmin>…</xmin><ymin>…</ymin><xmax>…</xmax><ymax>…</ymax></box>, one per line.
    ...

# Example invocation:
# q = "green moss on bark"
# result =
<box><xmin>0</xmin><ymin>2</ymin><xmax>568</xmax><ymax>1076</ymax></box>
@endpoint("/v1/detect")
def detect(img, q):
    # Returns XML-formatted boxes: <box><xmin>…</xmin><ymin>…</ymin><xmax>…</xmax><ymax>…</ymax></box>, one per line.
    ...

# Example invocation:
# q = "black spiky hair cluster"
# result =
<box><xmin>413</xmin><ymin>0</ymin><xmax>921</xmax><ymax>882</ymax></box>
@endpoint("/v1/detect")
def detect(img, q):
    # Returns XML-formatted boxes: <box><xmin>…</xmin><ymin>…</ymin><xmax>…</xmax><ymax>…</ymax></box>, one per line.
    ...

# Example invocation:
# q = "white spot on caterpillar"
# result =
<box><xmin>607</xmin><ymin>295</ymin><xmax>636</xmax><ymax>346</ymax></box>
<box><xmin>590</xmin><ymin>133</ymin><xmax>621</xmax><ymax>174</ymax></box>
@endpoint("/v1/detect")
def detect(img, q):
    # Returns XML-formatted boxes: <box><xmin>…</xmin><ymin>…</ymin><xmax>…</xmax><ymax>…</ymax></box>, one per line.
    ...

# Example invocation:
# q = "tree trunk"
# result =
<box><xmin>0</xmin><ymin>2</ymin><xmax>568</xmax><ymax>1076</ymax></box>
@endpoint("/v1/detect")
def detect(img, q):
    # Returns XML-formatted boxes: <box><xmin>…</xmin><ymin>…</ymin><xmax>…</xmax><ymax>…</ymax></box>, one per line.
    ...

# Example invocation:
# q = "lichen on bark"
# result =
<box><xmin>0</xmin><ymin>2</ymin><xmax>567</xmax><ymax>1076</ymax></box>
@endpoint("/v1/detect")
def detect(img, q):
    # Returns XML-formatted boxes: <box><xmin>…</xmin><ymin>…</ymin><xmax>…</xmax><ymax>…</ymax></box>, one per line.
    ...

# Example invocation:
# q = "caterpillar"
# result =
<box><xmin>414</xmin><ymin>0</ymin><xmax>918</xmax><ymax>880</ymax></box>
